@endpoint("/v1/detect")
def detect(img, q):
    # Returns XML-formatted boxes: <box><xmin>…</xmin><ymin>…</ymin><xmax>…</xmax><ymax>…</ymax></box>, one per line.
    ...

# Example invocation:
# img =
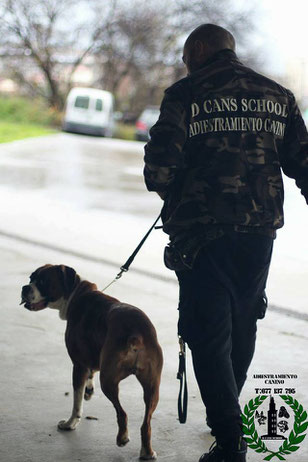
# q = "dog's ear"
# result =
<box><xmin>57</xmin><ymin>265</ymin><xmax>78</xmax><ymax>299</ymax></box>
<box><xmin>30</xmin><ymin>264</ymin><xmax>52</xmax><ymax>282</ymax></box>
<box><xmin>29</xmin><ymin>270</ymin><xmax>38</xmax><ymax>282</ymax></box>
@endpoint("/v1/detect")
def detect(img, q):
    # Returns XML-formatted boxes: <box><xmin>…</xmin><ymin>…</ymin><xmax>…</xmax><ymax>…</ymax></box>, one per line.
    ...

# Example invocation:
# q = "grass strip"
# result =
<box><xmin>0</xmin><ymin>121</ymin><xmax>57</xmax><ymax>143</ymax></box>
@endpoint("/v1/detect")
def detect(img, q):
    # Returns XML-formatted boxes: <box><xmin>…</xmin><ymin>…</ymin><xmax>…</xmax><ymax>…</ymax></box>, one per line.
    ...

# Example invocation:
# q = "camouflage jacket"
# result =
<box><xmin>143</xmin><ymin>49</ymin><xmax>308</xmax><ymax>239</ymax></box>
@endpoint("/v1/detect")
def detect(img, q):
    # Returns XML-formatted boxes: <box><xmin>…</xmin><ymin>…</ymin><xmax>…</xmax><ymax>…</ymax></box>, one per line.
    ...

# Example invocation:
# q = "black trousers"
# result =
<box><xmin>176</xmin><ymin>232</ymin><xmax>273</xmax><ymax>442</ymax></box>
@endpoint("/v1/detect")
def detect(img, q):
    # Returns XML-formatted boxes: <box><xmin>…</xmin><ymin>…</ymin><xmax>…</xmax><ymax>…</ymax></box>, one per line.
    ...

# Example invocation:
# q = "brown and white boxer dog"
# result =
<box><xmin>20</xmin><ymin>264</ymin><xmax>163</xmax><ymax>460</ymax></box>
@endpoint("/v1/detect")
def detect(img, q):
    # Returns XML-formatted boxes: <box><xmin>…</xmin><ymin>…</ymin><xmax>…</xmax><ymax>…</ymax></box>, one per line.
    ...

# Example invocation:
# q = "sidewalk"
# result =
<box><xmin>0</xmin><ymin>233</ymin><xmax>308</xmax><ymax>462</ymax></box>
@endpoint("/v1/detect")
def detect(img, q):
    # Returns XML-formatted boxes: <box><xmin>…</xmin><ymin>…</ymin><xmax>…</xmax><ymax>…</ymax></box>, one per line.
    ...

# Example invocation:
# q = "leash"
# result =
<box><xmin>101</xmin><ymin>212</ymin><xmax>189</xmax><ymax>423</ymax></box>
<box><xmin>177</xmin><ymin>336</ymin><xmax>188</xmax><ymax>423</ymax></box>
<box><xmin>102</xmin><ymin>213</ymin><xmax>161</xmax><ymax>292</ymax></box>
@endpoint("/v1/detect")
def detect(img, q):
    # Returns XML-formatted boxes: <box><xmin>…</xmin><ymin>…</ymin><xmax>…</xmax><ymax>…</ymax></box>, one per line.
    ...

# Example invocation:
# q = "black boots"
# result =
<box><xmin>199</xmin><ymin>442</ymin><xmax>224</xmax><ymax>461</ymax></box>
<box><xmin>199</xmin><ymin>437</ymin><xmax>247</xmax><ymax>462</ymax></box>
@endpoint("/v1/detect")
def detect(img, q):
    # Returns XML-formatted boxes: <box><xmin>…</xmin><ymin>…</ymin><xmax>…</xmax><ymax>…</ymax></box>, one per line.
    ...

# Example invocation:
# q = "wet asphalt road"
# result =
<box><xmin>0</xmin><ymin>131</ymin><xmax>308</xmax><ymax>314</ymax></box>
<box><xmin>0</xmin><ymin>132</ymin><xmax>158</xmax><ymax>218</ymax></box>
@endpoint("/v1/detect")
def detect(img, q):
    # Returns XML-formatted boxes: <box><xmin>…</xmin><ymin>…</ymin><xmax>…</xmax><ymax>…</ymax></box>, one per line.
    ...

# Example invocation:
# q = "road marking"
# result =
<box><xmin>1</xmin><ymin>228</ymin><xmax>307</xmax><ymax>323</ymax></box>
<box><xmin>0</xmin><ymin>229</ymin><xmax>175</xmax><ymax>284</ymax></box>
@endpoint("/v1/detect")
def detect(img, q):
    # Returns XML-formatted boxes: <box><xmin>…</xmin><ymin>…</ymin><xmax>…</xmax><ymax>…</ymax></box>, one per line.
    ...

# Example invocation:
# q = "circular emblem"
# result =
<box><xmin>242</xmin><ymin>395</ymin><xmax>308</xmax><ymax>460</ymax></box>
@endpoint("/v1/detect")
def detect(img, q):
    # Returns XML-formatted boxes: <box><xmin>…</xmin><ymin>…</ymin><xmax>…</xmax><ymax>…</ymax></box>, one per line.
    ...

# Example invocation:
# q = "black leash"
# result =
<box><xmin>101</xmin><ymin>212</ymin><xmax>189</xmax><ymax>423</ymax></box>
<box><xmin>102</xmin><ymin>213</ymin><xmax>161</xmax><ymax>292</ymax></box>
<box><xmin>177</xmin><ymin>336</ymin><xmax>188</xmax><ymax>423</ymax></box>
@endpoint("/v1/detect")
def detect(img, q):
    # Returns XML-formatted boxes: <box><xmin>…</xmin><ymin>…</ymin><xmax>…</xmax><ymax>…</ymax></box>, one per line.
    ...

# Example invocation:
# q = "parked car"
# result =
<box><xmin>135</xmin><ymin>106</ymin><xmax>160</xmax><ymax>141</ymax></box>
<box><xmin>62</xmin><ymin>87</ymin><xmax>115</xmax><ymax>137</ymax></box>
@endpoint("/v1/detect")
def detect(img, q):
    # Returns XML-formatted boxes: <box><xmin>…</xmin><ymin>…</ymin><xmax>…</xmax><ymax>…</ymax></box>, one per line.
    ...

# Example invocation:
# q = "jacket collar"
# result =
<box><xmin>192</xmin><ymin>49</ymin><xmax>239</xmax><ymax>74</ymax></box>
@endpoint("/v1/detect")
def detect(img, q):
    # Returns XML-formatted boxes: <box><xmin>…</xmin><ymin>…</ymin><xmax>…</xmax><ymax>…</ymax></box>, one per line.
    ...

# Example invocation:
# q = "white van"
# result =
<box><xmin>62</xmin><ymin>87</ymin><xmax>115</xmax><ymax>137</ymax></box>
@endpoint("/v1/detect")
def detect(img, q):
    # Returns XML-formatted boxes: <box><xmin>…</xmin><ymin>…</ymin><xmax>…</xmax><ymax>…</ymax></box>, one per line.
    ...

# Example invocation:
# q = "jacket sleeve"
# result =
<box><xmin>280</xmin><ymin>94</ymin><xmax>308</xmax><ymax>203</ymax></box>
<box><xmin>143</xmin><ymin>84</ymin><xmax>189</xmax><ymax>193</ymax></box>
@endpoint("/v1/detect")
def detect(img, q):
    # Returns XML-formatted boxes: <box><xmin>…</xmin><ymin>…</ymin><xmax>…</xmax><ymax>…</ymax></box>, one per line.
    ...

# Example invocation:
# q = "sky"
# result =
<box><xmin>254</xmin><ymin>0</ymin><xmax>308</xmax><ymax>75</ymax></box>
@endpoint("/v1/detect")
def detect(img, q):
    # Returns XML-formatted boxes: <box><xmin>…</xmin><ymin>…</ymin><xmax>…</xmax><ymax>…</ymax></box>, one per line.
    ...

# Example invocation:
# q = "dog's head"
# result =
<box><xmin>21</xmin><ymin>264</ymin><xmax>79</xmax><ymax>312</ymax></box>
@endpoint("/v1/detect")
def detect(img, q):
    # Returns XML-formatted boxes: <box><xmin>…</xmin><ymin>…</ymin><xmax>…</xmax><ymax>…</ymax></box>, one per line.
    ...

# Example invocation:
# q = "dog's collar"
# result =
<box><xmin>60</xmin><ymin>279</ymin><xmax>84</xmax><ymax>320</ymax></box>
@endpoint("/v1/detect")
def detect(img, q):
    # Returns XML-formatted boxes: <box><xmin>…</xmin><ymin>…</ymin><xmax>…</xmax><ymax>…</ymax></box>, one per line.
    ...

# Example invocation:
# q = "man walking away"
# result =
<box><xmin>143</xmin><ymin>24</ymin><xmax>308</xmax><ymax>462</ymax></box>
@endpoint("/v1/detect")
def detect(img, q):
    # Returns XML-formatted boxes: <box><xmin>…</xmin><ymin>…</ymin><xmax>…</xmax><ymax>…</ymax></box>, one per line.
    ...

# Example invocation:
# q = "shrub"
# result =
<box><xmin>0</xmin><ymin>95</ymin><xmax>62</xmax><ymax>127</ymax></box>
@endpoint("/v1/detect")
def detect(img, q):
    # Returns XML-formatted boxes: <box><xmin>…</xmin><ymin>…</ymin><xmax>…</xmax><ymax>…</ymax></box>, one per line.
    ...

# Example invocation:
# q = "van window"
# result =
<box><xmin>75</xmin><ymin>96</ymin><xmax>89</xmax><ymax>109</ymax></box>
<box><xmin>95</xmin><ymin>99</ymin><xmax>103</xmax><ymax>111</ymax></box>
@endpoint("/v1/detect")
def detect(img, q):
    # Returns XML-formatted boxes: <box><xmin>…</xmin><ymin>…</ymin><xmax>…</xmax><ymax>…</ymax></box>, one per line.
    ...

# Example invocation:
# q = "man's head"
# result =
<box><xmin>182</xmin><ymin>24</ymin><xmax>235</xmax><ymax>74</ymax></box>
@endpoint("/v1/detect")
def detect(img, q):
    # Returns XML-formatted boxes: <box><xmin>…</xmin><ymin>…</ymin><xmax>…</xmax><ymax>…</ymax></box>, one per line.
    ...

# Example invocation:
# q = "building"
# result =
<box><xmin>261</xmin><ymin>396</ymin><xmax>286</xmax><ymax>441</ymax></box>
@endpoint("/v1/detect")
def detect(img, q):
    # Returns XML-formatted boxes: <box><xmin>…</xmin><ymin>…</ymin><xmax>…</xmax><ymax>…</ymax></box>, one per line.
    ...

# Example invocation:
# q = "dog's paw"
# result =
<box><xmin>139</xmin><ymin>450</ymin><xmax>157</xmax><ymax>460</ymax></box>
<box><xmin>57</xmin><ymin>417</ymin><xmax>80</xmax><ymax>431</ymax></box>
<box><xmin>84</xmin><ymin>386</ymin><xmax>94</xmax><ymax>401</ymax></box>
<box><xmin>117</xmin><ymin>433</ymin><xmax>130</xmax><ymax>447</ymax></box>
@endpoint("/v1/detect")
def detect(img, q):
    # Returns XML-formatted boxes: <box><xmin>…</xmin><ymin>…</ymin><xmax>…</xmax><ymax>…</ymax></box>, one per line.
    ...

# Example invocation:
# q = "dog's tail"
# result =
<box><xmin>127</xmin><ymin>335</ymin><xmax>144</xmax><ymax>352</ymax></box>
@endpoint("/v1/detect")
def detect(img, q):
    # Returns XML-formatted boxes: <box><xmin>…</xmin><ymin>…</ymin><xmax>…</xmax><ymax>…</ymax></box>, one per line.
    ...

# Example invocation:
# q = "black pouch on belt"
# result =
<box><xmin>164</xmin><ymin>244</ymin><xmax>188</xmax><ymax>271</ymax></box>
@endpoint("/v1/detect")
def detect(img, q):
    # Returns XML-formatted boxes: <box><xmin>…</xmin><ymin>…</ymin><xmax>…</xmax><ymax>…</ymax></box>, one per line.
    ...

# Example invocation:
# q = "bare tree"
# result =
<box><xmin>91</xmin><ymin>0</ymin><xmax>260</xmax><ymax>113</ymax></box>
<box><xmin>0</xmin><ymin>0</ymin><xmax>260</xmax><ymax>114</ymax></box>
<box><xmin>0</xmin><ymin>0</ymin><xmax>100</xmax><ymax>109</ymax></box>
<box><xmin>174</xmin><ymin>0</ymin><xmax>261</xmax><ymax>62</ymax></box>
<box><xmin>93</xmin><ymin>1</ymin><xmax>171</xmax><ymax>90</ymax></box>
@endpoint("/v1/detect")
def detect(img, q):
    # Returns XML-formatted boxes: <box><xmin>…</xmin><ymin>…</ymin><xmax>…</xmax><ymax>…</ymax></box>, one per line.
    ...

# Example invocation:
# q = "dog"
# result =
<box><xmin>20</xmin><ymin>264</ymin><xmax>163</xmax><ymax>460</ymax></box>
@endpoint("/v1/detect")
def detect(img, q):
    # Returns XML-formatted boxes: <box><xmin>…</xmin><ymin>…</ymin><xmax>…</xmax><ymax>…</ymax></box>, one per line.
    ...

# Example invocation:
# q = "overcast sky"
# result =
<box><xmin>255</xmin><ymin>0</ymin><xmax>307</xmax><ymax>74</ymax></box>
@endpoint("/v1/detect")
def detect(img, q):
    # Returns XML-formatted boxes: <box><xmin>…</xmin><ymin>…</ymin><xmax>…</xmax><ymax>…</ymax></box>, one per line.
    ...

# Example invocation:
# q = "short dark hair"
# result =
<box><xmin>185</xmin><ymin>24</ymin><xmax>235</xmax><ymax>52</ymax></box>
